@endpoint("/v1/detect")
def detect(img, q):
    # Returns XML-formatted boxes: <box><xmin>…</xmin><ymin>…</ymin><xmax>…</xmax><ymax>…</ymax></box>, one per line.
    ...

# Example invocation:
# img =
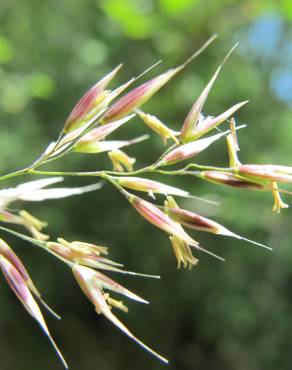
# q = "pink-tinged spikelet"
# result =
<box><xmin>0</xmin><ymin>238</ymin><xmax>30</xmax><ymax>281</ymax></box>
<box><xmin>102</xmin><ymin>35</ymin><xmax>218</xmax><ymax>123</ymax></box>
<box><xmin>129</xmin><ymin>195</ymin><xmax>225</xmax><ymax>260</ymax></box>
<box><xmin>159</xmin><ymin>131</ymin><xmax>227</xmax><ymax>165</ymax></box>
<box><xmin>0</xmin><ymin>239</ymin><xmax>61</xmax><ymax>319</ymax></box>
<box><xmin>74</xmin><ymin>135</ymin><xmax>148</xmax><ymax>154</ymax></box>
<box><xmin>129</xmin><ymin>195</ymin><xmax>199</xmax><ymax>247</ymax></box>
<box><xmin>76</xmin><ymin>114</ymin><xmax>134</xmax><ymax>144</ymax></box>
<box><xmin>165</xmin><ymin>207</ymin><xmax>271</xmax><ymax>250</ymax></box>
<box><xmin>102</xmin><ymin>68</ymin><xmax>182</xmax><ymax>123</ymax></box>
<box><xmin>180</xmin><ymin>62</ymin><xmax>223</xmax><ymax>141</ymax></box>
<box><xmin>189</xmin><ymin>101</ymin><xmax>248</xmax><ymax>141</ymax></box>
<box><xmin>64</xmin><ymin>65</ymin><xmax>122</xmax><ymax>132</ymax></box>
<box><xmin>115</xmin><ymin>176</ymin><xmax>189</xmax><ymax>197</ymax></box>
<box><xmin>180</xmin><ymin>43</ymin><xmax>247</xmax><ymax>141</ymax></box>
<box><xmin>0</xmin><ymin>255</ymin><xmax>67</xmax><ymax>368</ymax></box>
<box><xmin>72</xmin><ymin>264</ymin><xmax>168</xmax><ymax>363</ymax></box>
<box><xmin>200</xmin><ymin>171</ymin><xmax>265</xmax><ymax>190</ymax></box>
<box><xmin>239</xmin><ymin>164</ymin><xmax>292</xmax><ymax>183</ymax></box>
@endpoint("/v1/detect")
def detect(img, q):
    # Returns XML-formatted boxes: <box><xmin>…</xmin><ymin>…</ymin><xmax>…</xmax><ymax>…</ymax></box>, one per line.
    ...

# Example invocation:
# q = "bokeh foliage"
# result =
<box><xmin>1</xmin><ymin>0</ymin><xmax>292</xmax><ymax>369</ymax></box>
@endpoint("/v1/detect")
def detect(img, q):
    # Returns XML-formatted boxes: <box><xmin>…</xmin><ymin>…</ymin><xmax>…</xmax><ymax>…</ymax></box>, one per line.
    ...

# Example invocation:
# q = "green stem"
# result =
<box><xmin>98</xmin><ymin>172</ymin><xmax>132</xmax><ymax>199</ymax></box>
<box><xmin>0</xmin><ymin>167</ymin><xmax>31</xmax><ymax>183</ymax></box>
<box><xmin>103</xmin><ymin>165</ymin><xmax>155</xmax><ymax>176</ymax></box>
<box><xmin>184</xmin><ymin>163</ymin><xmax>234</xmax><ymax>172</ymax></box>
<box><xmin>0</xmin><ymin>225</ymin><xmax>73</xmax><ymax>268</ymax></box>
<box><xmin>153</xmin><ymin>169</ymin><xmax>194</xmax><ymax>176</ymax></box>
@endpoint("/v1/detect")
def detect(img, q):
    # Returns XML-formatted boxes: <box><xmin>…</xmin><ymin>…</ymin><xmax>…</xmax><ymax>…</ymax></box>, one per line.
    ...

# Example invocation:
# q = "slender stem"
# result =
<box><xmin>0</xmin><ymin>161</ymin><xmax>233</xmax><ymax>186</ymax></box>
<box><xmin>184</xmin><ymin>163</ymin><xmax>234</xmax><ymax>172</ymax></box>
<box><xmin>153</xmin><ymin>169</ymin><xmax>194</xmax><ymax>176</ymax></box>
<box><xmin>0</xmin><ymin>167</ymin><xmax>31</xmax><ymax>183</ymax></box>
<box><xmin>103</xmin><ymin>165</ymin><xmax>155</xmax><ymax>176</ymax></box>
<box><xmin>0</xmin><ymin>225</ymin><xmax>74</xmax><ymax>268</ymax></box>
<box><xmin>29</xmin><ymin>161</ymin><xmax>235</xmax><ymax>179</ymax></box>
<box><xmin>98</xmin><ymin>172</ymin><xmax>132</xmax><ymax>199</ymax></box>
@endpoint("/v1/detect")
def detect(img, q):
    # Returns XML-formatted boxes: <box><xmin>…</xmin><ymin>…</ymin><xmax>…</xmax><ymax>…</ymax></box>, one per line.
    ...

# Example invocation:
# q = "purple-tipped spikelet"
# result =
<box><xmin>102</xmin><ymin>35</ymin><xmax>217</xmax><ymax>124</ymax></box>
<box><xmin>102</xmin><ymin>68</ymin><xmax>184</xmax><ymax>124</ymax></box>
<box><xmin>74</xmin><ymin>134</ymin><xmax>148</xmax><ymax>154</ymax></box>
<box><xmin>0</xmin><ymin>239</ymin><xmax>61</xmax><ymax>318</ymax></box>
<box><xmin>165</xmin><ymin>207</ymin><xmax>224</xmax><ymax>234</ymax></box>
<box><xmin>180</xmin><ymin>59</ymin><xmax>224</xmax><ymax>141</ymax></box>
<box><xmin>159</xmin><ymin>131</ymin><xmax>228</xmax><ymax>165</ymax></box>
<box><xmin>129</xmin><ymin>195</ymin><xmax>225</xmax><ymax>261</ymax></box>
<box><xmin>46</xmin><ymin>238</ymin><xmax>122</xmax><ymax>272</ymax></box>
<box><xmin>129</xmin><ymin>195</ymin><xmax>199</xmax><ymax>247</ymax></box>
<box><xmin>200</xmin><ymin>170</ymin><xmax>290</xmax><ymax>212</ymax></box>
<box><xmin>0</xmin><ymin>253</ymin><xmax>67</xmax><ymax>368</ymax></box>
<box><xmin>74</xmin><ymin>114</ymin><xmax>135</xmax><ymax>151</ymax></box>
<box><xmin>187</xmin><ymin>101</ymin><xmax>248</xmax><ymax>141</ymax></box>
<box><xmin>200</xmin><ymin>171</ymin><xmax>265</xmax><ymax>190</ymax></box>
<box><xmin>114</xmin><ymin>176</ymin><xmax>190</xmax><ymax>198</ymax></box>
<box><xmin>72</xmin><ymin>264</ymin><xmax>168</xmax><ymax>363</ymax></box>
<box><xmin>46</xmin><ymin>238</ymin><xmax>159</xmax><ymax>275</ymax></box>
<box><xmin>64</xmin><ymin>65</ymin><xmax>122</xmax><ymax>132</ymax></box>
<box><xmin>0</xmin><ymin>238</ymin><xmax>31</xmax><ymax>282</ymax></box>
<box><xmin>165</xmin><ymin>206</ymin><xmax>271</xmax><ymax>250</ymax></box>
<box><xmin>239</xmin><ymin>164</ymin><xmax>292</xmax><ymax>183</ymax></box>
<box><xmin>179</xmin><ymin>43</ymin><xmax>247</xmax><ymax>142</ymax></box>
<box><xmin>238</xmin><ymin>164</ymin><xmax>292</xmax><ymax>212</ymax></box>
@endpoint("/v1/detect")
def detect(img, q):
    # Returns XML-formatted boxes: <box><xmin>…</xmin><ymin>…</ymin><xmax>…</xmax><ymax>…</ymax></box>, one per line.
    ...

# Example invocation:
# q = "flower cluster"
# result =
<box><xmin>1</xmin><ymin>35</ymin><xmax>292</xmax><ymax>367</ymax></box>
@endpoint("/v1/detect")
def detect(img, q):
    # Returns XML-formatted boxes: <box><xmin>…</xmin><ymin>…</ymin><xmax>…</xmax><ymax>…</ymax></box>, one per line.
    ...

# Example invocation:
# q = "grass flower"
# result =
<box><xmin>0</xmin><ymin>238</ymin><xmax>60</xmax><ymax>317</ymax></box>
<box><xmin>238</xmin><ymin>164</ymin><xmax>292</xmax><ymax>183</ymax></box>
<box><xmin>165</xmin><ymin>196</ymin><xmax>199</xmax><ymax>268</ymax></box>
<box><xmin>114</xmin><ymin>176</ymin><xmax>190</xmax><ymax>198</ymax></box>
<box><xmin>159</xmin><ymin>130</ymin><xmax>228</xmax><ymax>165</ymax></box>
<box><xmin>101</xmin><ymin>35</ymin><xmax>217</xmax><ymax>123</ymax></box>
<box><xmin>137</xmin><ymin>110</ymin><xmax>179</xmax><ymax>145</ymax></box>
<box><xmin>72</xmin><ymin>263</ymin><xmax>168</xmax><ymax>363</ymax></box>
<box><xmin>0</xmin><ymin>244</ymin><xmax>67</xmax><ymax>368</ymax></box>
<box><xmin>180</xmin><ymin>44</ymin><xmax>247</xmax><ymax>142</ymax></box>
<box><xmin>108</xmin><ymin>149</ymin><xmax>136</xmax><ymax>172</ymax></box>
<box><xmin>165</xmin><ymin>203</ymin><xmax>272</xmax><ymax>250</ymax></box>
<box><xmin>73</xmin><ymin>114</ymin><xmax>135</xmax><ymax>149</ymax></box>
<box><xmin>129</xmin><ymin>194</ymin><xmax>224</xmax><ymax>261</ymax></box>
<box><xmin>64</xmin><ymin>65</ymin><xmax>122</xmax><ymax>132</ymax></box>
<box><xmin>74</xmin><ymin>135</ymin><xmax>148</xmax><ymax>154</ymax></box>
<box><xmin>200</xmin><ymin>170</ymin><xmax>266</xmax><ymax>190</ymax></box>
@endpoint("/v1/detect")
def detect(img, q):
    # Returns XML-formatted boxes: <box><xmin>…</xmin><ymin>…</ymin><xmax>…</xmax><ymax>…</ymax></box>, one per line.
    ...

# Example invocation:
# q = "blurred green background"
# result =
<box><xmin>1</xmin><ymin>0</ymin><xmax>292</xmax><ymax>369</ymax></box>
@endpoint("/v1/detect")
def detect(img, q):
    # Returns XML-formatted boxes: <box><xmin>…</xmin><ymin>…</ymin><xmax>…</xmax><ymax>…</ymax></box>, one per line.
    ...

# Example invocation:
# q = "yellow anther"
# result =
<box><xmin>108</xmin><ymin>149</ymin><xmax>136</xmax><ymax>172</ymax></box>
<box><xmin>272</xmin><ymin>182</ymin><xmax>289</xmax><ymax>213</ymax></box>
<box><xmin>106</xmin><ymin>296</ymin><xmax>128</xmax><ymax>313</ymax></box>
<box><xmin>19</xmin><ymin>210</ymin><xmax>47</xmax><ymax>230</ymax></box>
<box><xmin>138</xmin><ymin>110</ymin><xmax>179</xmax><ymax>145</ymax></box>
<box><xmin>170</xmin><ymin>235</ymin><xmax>198</xmax><ymax>269</ymax></box>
